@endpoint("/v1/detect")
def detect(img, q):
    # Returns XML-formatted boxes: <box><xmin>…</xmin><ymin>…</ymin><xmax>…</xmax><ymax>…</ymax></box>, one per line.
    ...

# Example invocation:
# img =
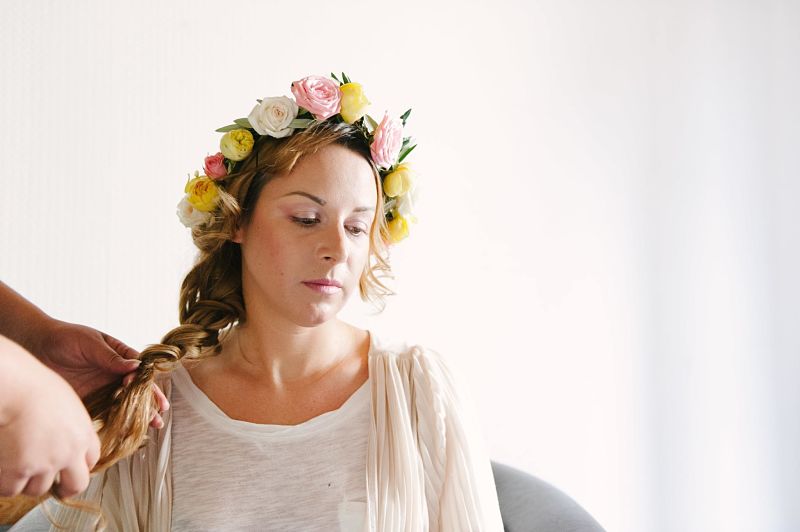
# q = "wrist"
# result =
<box><xmin>0</xmin><ymin>282</ymin><xmax>57</xmax><ymax>359</ymax></box>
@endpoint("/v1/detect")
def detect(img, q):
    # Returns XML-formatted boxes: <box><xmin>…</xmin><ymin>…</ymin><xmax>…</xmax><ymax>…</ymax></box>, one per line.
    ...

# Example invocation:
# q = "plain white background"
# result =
<box><xmin>1</xmin><ymin>2</ymin><xmax>798</xmax><ymax>531</ymax></box>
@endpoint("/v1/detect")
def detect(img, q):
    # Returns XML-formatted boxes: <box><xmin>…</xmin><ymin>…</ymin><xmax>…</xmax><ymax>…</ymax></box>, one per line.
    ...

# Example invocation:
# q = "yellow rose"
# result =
<box><xmin>220</xmin><ymin>129</ymin><xmax>254</xmax><ymax>161</ymax></box>
<box><xmin>387</xmin><ymin>214</ymin><xmax>410</xmax><ymax>244</ymax></box>
<box><xmin>339</xmin><ymin>82</ymin><xmax>370</xmax><ymax>124</ymax></box>
<box><xmin>184</xmin><ymin>174</ymin><xmax>220</xmax><ymax>212</ymax></box>
<box><xmin>382</xmin><ymin>163</ymin><xmax>414</xmax><ymax>198</ymax></box>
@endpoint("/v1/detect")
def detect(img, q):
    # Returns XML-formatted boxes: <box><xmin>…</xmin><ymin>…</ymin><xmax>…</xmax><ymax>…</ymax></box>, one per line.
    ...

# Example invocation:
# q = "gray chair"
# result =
<box><xmin>491</xmin><ymin>461</ymin><xmax>605</xmax><ymax>532</ymax></box>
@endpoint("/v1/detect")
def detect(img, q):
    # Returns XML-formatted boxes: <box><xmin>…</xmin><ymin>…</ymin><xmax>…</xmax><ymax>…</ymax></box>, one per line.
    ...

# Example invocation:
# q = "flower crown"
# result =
<box><xmin>176</xmin><ymin>72</ymin><xmax>418</xmax><ymax>244</ymax></box>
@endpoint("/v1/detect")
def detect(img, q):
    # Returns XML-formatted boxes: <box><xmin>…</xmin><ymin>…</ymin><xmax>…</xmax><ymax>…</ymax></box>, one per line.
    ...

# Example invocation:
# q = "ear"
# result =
<box><xmin>232</xmin><ymin>224</ymin><xmax>244</xmax><ymax>244</ymax></box>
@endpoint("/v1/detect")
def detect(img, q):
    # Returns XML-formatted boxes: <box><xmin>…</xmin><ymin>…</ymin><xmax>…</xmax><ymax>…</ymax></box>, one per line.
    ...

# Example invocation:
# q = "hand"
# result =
<box><xmin>0</xmin><ymin>337</ymin><xmax>100</xmax><ymax>498</ymax></box>
<box><xmin>33</xmin><ymin>320</ymin><xmax>169</xmax><ymax>429</ymax></box>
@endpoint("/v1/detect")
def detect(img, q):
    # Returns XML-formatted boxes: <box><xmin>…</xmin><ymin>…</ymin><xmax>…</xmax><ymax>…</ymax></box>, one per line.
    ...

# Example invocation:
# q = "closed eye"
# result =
<box><xmin>291</xmin><ymin>216</ymin><xmax>320</xmax><ymax>227</ymax></box>
<box><xmin>291</xmin><ymin>216</ymin><xmax>367</xmax><ymax>237</ymax></box>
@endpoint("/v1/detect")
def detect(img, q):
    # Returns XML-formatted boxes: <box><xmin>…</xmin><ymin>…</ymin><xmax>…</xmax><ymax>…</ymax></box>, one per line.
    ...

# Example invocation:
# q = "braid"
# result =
<box><xmin>84</xmin><ymin>238</ymin><xmax>244</xmax><ymax>473</ymax></box>
<box><xmin>41</xmin><ymin>120</ymin><xmax>395</xmax><ymax>529</ymax></box>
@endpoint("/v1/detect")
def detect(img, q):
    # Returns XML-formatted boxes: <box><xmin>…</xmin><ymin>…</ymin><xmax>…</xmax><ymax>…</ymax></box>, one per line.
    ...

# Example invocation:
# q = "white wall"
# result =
<box><xmin>1</xmin><ymin>2</ymin><xmax>797</xmax><ymax>531</ymax></box>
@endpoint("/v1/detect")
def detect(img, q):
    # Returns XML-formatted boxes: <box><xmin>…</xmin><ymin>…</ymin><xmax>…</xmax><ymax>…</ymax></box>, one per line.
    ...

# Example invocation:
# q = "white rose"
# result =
<box><xmin>248</xmin><ymin>96</ymin><xmax>299</xmax><ymax>138</ymax></box>
<box><xmin>177</xmin><ymin>196</ymin><xmax>211</xmax><ymax>228</ymax></box>
<box><xmin>395</xmin><ymin>182</ymin><xmax>420</xmax><ymax>219</ymax></box>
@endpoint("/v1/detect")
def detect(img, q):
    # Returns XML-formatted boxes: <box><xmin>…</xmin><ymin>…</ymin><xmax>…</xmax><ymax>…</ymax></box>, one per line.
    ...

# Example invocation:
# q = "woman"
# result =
<box><xmin>12</xmin><ymin>73</ymin><xmax>504</xmax><ymax>531</ymax></box>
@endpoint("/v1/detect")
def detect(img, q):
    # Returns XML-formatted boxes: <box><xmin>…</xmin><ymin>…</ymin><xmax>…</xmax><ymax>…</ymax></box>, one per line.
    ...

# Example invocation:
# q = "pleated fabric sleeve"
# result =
<box><xmin>366</xmin><ymin>341</ymin><xmax>504</xmax><ymax>531</ymax></box>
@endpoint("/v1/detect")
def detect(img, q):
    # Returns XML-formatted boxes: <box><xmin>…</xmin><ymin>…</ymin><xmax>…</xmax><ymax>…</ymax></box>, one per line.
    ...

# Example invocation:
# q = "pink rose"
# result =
<box><xmin>291</xmin><ymin>75</ymin><xmax>342</xmax><ymax>120</ymax></box>
<box><xmin>204</xmin><ymin>152</ymin><xmax>227</xmax><ymax>180</ymax></box>
<box><xmin>370</xmin><ymin>112</ymin><xmax>403</xmax><ymax>169</ymax></box>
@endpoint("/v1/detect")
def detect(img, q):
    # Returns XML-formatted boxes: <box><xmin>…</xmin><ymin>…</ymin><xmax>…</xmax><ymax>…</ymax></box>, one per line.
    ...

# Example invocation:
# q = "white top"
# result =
<box><xmin>170</xmin><ymin>363</ymin><xmax>370</xmax><ymax>531</ymax></box>
<box><xmin>15</xmin><ymin>331</ymin><xmax>504</xmax><ymax>531</ymax></box>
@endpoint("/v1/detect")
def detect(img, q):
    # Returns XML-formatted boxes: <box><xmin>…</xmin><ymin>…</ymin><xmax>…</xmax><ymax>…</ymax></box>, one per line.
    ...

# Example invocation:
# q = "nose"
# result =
<box><xmin>318</xmin><ymin>222</ymin><xmax>348</xmax><ymax>263</ymax></box>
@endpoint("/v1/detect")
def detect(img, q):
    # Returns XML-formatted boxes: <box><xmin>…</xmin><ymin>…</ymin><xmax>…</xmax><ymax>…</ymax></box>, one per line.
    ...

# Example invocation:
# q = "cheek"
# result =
<box><xmin>350</xmin><ymin>242</ymin><xmax>372</xmax><ymax>273</ymax></box>
<box><xmin>243</xmin><ymin>224</ymin><xmax>290</xmax><ymax>276</ymax></box>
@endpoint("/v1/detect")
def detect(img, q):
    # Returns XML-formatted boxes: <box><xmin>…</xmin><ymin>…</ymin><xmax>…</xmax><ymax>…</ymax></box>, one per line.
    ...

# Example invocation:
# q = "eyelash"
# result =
<box><xmin>291</xmin><ymin>217</ymin><xmax>367</xmax><ymax>236</ymax></box>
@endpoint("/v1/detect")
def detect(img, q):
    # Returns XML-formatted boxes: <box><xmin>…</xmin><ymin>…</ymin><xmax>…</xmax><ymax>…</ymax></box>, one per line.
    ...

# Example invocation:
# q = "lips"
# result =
<box><xmin>303</xmin><ymin>278</ymin><xmax>343</xmax><ymax>288</ymax></box>
<box><xmin>302</xmin><ymin>278</ymin><xmax>343</xmax><ymax>295</ymax></box>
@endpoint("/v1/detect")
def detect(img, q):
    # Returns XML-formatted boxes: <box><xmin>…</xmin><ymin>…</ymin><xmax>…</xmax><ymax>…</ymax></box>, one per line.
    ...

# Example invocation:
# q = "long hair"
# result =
<box><xmin>0</xmin><ymin>120</ymin><xmax>396</xmax><ymax>529</ymax></box>
<box><xmin>71</xmin><ymin>121</ymin><xmax>394</xmax><ymax>522</ymax></box>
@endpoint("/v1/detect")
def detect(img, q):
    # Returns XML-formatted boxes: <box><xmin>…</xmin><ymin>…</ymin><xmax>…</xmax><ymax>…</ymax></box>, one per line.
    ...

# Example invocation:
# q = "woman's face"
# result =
<box><xmin>233</xmin><ymin>143</ymin><xmax>377</xmax><ymax>327</ymax></box>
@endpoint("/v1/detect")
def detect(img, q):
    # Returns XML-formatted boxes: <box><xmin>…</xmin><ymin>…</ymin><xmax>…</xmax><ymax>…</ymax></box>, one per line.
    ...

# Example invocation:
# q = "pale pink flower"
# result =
<box><xmin>291</xmin><ymin>75</ymin><xmax>341</xmax><ymax>120</ymax></box>
<box><xmin>370</xmin><ymin>112</ymin><xmax>403</xmax><ymax>169</ymax></box>
<box><xmin>204</xmin><ymin>152</ymin><xmax>227</xmax><ymax>180</ymax></box>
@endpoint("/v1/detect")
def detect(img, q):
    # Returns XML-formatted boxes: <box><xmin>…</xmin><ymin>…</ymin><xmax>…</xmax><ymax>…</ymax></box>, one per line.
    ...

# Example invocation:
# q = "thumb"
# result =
<box><xmin>101</xmin><ymin>333</ymin><xmax>141</xmax><ymax>361</ymax></box>
<box><xmin>107</xmin><ymin>355</ymin><xmax>141</xmax><ymax>374</ymax></box>
<box><xmin>100</xmin><ymin>333</ymin><xmax>142</xmax><ymax>374</ymax></box>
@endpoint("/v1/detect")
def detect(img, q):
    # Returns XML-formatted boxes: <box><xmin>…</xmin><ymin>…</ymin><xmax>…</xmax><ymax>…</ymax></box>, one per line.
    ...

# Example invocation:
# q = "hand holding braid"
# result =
<box><xmin>83</xmin><ymin>269</ymin><xmax>244</xmax><ymax>474</ymax></box>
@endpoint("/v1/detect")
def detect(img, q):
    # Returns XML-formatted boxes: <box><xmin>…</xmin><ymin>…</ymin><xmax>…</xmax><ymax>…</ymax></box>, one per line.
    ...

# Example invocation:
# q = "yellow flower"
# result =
<box><xmin>220</xmin><ymin>129</ymin><xmax>254</xmax><ymax>161</ymax></box>
<box><xmin>387</xmin><ymin>213</ymin><xmax>410</xmax><ymax>243</ymax></box>
<box><xmin>339</xmin><ymin>82</ymin><xmax>370</xmax><ymax>124</ymax></box>
<box><xmin>382</xmin><ymin>163</ymin><xmax>414</xmax><ymax>198</ymax></box>
<box><xmin>184</xmin><ymin>174</ymin><xmax>219</xmax><ymax>212</ymax></box>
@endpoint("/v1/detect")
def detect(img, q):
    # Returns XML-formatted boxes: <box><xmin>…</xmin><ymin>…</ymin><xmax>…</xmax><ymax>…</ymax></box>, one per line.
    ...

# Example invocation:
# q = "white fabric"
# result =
<box><xmin>26</xmin><ymin>331</ymin><xmax>503</xmax><ymax>531</ymax></box>
<box><xmin>170</xmin><ymin>363</ymin><xmax>370</xmax><ymax>531</ymax></box>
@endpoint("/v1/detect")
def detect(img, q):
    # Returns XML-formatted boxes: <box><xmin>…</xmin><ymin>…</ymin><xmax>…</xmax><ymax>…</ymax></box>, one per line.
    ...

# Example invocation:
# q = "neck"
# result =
<box><xmin>223</xmin><ymin>316</ymin><xmax>354</xmax><ymax>389</ymax></box>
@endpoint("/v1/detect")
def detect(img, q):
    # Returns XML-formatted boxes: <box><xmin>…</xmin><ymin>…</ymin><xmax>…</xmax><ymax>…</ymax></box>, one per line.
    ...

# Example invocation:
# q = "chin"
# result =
<box><xmin>292</xmin><ymin>303</ymin><xmax>343</xmax><ymax>328</ymax></box>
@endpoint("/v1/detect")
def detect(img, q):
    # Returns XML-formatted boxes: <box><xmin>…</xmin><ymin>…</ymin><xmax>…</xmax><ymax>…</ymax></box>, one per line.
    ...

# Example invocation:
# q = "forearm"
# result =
<box><xmin>0</xmin><ymin>334</ymin><xmax>41</xmax><ymax>426</ymax></box>
<box><xmin>0</xmin><ymin>281</ymin><xmax>55</xmax><ymax>357</ymax></box>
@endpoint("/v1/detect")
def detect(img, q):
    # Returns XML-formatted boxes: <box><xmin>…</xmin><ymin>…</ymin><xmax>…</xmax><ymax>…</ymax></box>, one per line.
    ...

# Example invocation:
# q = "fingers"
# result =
<box><xmin>22</xmin><ymin>471</ymin><xmax>57</xmax><ymax>498</ymax></box>
<box><xmin>54</xmin><ymin>460</ymin><xmax>90</xmax><ymax>499</ymax></box>
<box><xmin>122</xmin><ymin>372</ymin><xmax>136</xmax><ymax>387</ymax></box>
<box><xmin>85</xmin><ymin>433</ymin><xmax>101</xmax><ymax>471</ymax></box>
<box><xmin>149</xmin><ymin>383</ymin><xmax>169</xmax><ymax>429</ymax></box>
<box><xmin>122</xmin><ymin>375</ymin><xmax>169</xmax><ymax>429</ymax></box>
<box><xmin>0</xmin><ymin>470</ymin><xmax>28</xmax><ymax>498</ymax></box>
<box><xmin>152</xmin><ymin>382</ymin><xmax>170</xmax><ymax>414</ymax></box>
<box><xmin>150</xmin><ymin>413</ymin><xmax>165</xmax><ymax>429</ymax></box>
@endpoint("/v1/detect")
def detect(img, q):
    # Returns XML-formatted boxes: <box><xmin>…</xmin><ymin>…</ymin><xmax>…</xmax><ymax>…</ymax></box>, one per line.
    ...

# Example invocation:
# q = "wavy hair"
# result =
<box><xmin>30</xmin><ymin>120</ymin><xmax>395</xmax><ymax>529</ymax></box>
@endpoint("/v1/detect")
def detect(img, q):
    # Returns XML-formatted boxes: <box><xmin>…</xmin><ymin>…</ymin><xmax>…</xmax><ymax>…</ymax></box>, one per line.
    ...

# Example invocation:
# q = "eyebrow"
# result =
<box><xmin>281</xmin><ymin>191</ymin><xmax>375</xmax><ymax>212</ymax></box>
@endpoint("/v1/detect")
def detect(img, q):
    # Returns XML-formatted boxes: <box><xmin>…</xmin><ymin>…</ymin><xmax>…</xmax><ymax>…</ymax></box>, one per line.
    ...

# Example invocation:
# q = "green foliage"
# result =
<box><xmin>364</xmin><ymin>114</ymin><xmax>379</xmax><ymax>133</ymax></box>
<box><xmin>288</xmin><ymin>118</ymin><xmax>314</xmax><ymax>129</ymax></box>
<box><xmin>397</xmin><ymin>144</ymin><xmax>417</xmax><ymax>164</ymax></box>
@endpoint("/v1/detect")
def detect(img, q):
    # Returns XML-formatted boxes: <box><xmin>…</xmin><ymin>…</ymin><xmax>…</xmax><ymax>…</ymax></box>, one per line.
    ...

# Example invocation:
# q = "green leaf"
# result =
<box><xmin>234</xmin><ymin>118</ymin><xmax>252</xmax><ymax>128</ymax></box>
<box><xmin>215</xmin><ymin>124</ymin><xmax>240</xmax><ymax>132</ymax></box>
<box><xmin>397</xmin><ymin>144</ymin><xmax>417</xmax><ymax>163</ymax></box>
<box><xmin>365</xmin><ymin>114</ymin><xmax>379</xmax><ymax>131</ymax></box>
<box><xmin>400</xmin><ymin>108</ymin><xmax>412</xmax><ymax>126</ymax></box>
<box><xmin>289</xmin><ymin>118</ymin><xmax>314</xmax><ymax>129</ymax></box>
<box><xmin>330</xmin><ymin>72</ymin><xmax>341</xmax><ymax>83</ymax></box>
<box><xmin>341</xmin><ymin>72</ymin><xmax>351</xmax><ymax>84</ymax></box>
<box><xmin>256</xmin><ymin>98</ymin><xmax>262</xmax><ymax>103</ymax></box>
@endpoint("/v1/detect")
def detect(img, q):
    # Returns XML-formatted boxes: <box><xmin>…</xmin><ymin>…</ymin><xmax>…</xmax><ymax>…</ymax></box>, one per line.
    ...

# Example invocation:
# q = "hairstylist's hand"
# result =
<box><xmin>0</xmin><ymin>336</ymin><xmax>99</xmax><ymax>498</ymax></box>
<box><xmin>33</xmin><ymin>320</ymin><xmax>169</xmax><ymax>429</ymax></box>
